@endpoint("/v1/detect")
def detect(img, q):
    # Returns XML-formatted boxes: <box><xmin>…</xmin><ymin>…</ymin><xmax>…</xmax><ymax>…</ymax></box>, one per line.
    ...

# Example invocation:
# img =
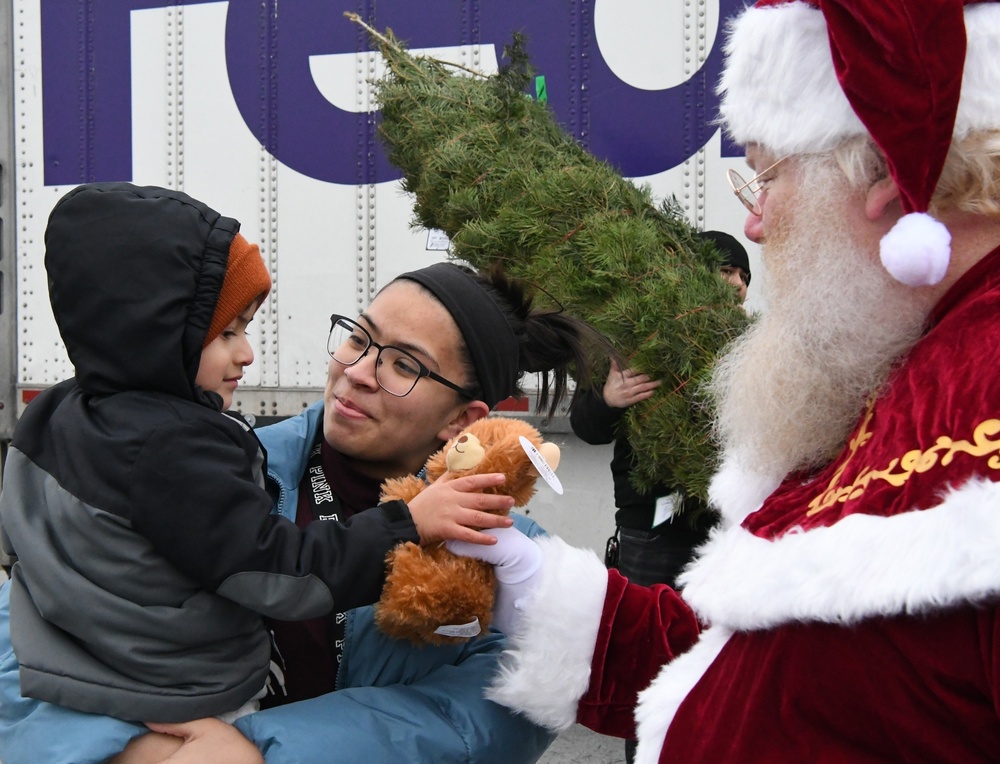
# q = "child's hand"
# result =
<box><xmin>407</xmin><ymin>472</ymin><xmax>515</xmax><ymax>546</ymax></box>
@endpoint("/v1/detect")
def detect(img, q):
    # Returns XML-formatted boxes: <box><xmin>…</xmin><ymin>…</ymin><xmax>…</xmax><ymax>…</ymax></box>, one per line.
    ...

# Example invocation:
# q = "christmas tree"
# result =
<box><xmin>349</xmin><ymin>14</ymin><xmax>751</xmax><ymax>501</ymax></box>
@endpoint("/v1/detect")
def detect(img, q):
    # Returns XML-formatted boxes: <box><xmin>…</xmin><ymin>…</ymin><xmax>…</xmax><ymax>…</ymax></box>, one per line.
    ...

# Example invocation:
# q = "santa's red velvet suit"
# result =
<box><xmin>488</xmin><ymin>0</ymin><xmax>1000</xmax><ymax>760</ymax></box>
<box><xmin>489</xmin><ymin>256</ymin><xmax>1000</xmax><ymax>762</ymax></box>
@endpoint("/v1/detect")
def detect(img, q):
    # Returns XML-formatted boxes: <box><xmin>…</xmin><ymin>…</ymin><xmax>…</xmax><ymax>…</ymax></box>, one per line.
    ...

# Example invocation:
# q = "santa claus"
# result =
<box><xmin>451</xmin><ymin>1</ymin><xmax>1000</xmax><ymax>761</ymax></box>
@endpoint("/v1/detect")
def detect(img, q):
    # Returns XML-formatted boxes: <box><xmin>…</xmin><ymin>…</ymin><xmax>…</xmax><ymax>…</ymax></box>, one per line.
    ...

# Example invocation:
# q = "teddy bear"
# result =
<box><xmin>374</xmin><ymin>416</ymin><xmax>560</xmax><ymax>645</ymax></box>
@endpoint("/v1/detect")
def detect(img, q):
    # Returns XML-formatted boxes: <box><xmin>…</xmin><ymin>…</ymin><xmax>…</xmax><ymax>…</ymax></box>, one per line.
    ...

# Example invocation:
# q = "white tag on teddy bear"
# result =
<box><xmin>433</xmin><ymin>618</ymin><xmax>482</xmax><ymax>638</ymax></box>
<box><xmin>519</xmin><ymin>436</ymin><xmax>564</xmax><ymax>495</ymax></box>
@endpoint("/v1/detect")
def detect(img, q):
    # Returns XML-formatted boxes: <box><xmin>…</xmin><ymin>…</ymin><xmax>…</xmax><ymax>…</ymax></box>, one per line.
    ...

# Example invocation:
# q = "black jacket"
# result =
<box><xmin>0</xmin><ymin>184</ymin><xmax>417</xmax><ymax>722</ymax></box>
<box><xmin>569</xmin><ymin>386</ymin><xmax>714</xmax><ymax>537</ymax></box>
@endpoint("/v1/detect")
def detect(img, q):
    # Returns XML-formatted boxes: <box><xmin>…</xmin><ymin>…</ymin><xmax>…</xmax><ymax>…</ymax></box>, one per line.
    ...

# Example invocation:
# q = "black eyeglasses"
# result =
<box><xmin>327</xmin><ymin>315</ymin><xmax>474</xmax><ymax>398</ymax></box>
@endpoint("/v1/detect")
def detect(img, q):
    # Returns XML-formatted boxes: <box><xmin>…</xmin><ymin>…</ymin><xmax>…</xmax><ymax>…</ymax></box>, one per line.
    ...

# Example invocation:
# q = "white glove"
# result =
<box><xmin>447</xmin><ymin>527</ymin><xmax>543</xmax><ymax>635</ymax></box>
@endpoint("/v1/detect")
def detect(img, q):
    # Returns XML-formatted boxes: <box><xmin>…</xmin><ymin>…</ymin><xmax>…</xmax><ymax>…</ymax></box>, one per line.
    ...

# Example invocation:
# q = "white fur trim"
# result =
<box><xmin>955</xmin><ymin>5</ymin><xmax>1000</xmax><ymax>139</ymax></box>
<box><xmin>719</xmin><ymin>3</ymin><xmax>861</xmax><ymax>154</ymax></box>
<box><xmin>486</xmin><ymin>535</ymin><xmax>608</xmax><ymax>731</ymax></box>
<box><xmin>680</xmin><ymin>475</ymin><xmax>1000</xmax><ymax>629</ymax></box>
<box><xmin>632</xmin><ymin>626</ymin><xmax>733</xmax><ymax>764</ymax></box>
<box><xmin>707</xmin><ymin>457</ymin><xmax>784</xmax><ymax>527</ymax></box>
<box><xmin>627</xmin><ymin>474</ymin><xmax>1000</xmax><ymax>755</ymax></box>
<box><xmin>719</xmin><ymin>3</ymin><xmax>1000</xmax><ymax>154</ymax></box>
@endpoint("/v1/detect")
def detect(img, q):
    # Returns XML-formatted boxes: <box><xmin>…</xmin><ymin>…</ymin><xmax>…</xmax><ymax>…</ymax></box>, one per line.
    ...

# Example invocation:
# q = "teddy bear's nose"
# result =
<box><xmin>446</xmin><ymin>432</ymin><xmax>485</xmax><ymax>471</ymax></box>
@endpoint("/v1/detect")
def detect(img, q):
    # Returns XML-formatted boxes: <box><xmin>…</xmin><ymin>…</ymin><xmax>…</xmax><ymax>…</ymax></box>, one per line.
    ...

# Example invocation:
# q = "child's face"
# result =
<box><xmin>196</xmin><ymin>302</ymin><xmax>259</xmax><ymax>410</ymax></box>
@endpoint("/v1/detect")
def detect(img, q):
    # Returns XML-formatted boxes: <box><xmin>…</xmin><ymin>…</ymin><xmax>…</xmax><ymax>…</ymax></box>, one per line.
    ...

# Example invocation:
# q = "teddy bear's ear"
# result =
<box><xmin>527</xmin><ymin>442</ymin><xmax>560</xmax><ymax>474</ymax></box>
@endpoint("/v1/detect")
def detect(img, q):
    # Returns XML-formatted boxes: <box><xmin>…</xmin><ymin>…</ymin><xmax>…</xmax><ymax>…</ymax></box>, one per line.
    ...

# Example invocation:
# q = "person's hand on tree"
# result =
<box><xmin>408</xmin><ymin>472</ymin><xmax>515</xmax><ymax>546</ymax></box>
<box><xmin>109</xmin><ymin>719</ymin><xmax>263</xmax><ymax>764</ymax></box>
<box><xmin>602</xmin><ymin>360</ymin><xmax>661</xmax><ymax>409</ymax></box>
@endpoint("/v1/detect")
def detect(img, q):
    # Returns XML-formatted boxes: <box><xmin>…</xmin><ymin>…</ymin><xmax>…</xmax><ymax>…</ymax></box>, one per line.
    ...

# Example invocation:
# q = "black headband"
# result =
<box><xmin>396</xmin><ymin>263</ymin><xmax>519</xmax><ymax>409</ymax></box>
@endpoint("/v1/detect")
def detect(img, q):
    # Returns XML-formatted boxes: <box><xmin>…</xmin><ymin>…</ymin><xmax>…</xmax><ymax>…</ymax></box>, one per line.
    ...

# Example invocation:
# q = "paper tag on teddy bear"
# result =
<box><xmin>519</xmin><ymin>436</ymin><xmax>564</xmax><ymax>495</ymax></box>
<box><xmin>433</xmin><ymin>618</ymin><xmax>482</xmax><ymax>638</ymax></box>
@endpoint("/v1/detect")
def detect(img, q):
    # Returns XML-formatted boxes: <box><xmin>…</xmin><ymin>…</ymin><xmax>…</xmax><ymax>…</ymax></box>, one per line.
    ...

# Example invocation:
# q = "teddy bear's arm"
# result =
<box><xmin>380</xmin><ymin>474</ymin><xmax>430</xmax><ymax>504</ymax></box>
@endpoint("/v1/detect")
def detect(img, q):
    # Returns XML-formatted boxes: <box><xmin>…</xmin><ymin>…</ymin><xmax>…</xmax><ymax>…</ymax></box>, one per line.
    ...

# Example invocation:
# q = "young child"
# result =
<box><xmin>0</xmin><ymin>183</ymin><xmax>512</xmax><ymax>727</ymax></box>
<box><xmin>0</xmin><ymin>182</ymin><xmax>274</xmax><ymax>724</ymax></box>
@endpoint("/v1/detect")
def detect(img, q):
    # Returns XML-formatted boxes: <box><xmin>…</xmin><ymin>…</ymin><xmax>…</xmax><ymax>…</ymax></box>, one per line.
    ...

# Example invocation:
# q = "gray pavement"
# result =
<box><xmin>539</xmin><ymin>723</ymin><xmax>627</xmax><ymax>764</ymax></box>
<box><xmin>513</xmin><ymin>418</ymin><xmax>618</xmax><ymax>559</ymax></box>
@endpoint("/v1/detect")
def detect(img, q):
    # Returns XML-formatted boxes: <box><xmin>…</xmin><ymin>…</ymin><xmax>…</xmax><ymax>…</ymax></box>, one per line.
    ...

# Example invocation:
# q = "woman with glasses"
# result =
<box><xmin>232</xmin><ymin>262</ymin><xmax>611</xmax><ymax>763</ymax></box>
<box><xmin>0</xmin><ymin>261</ymin><xmax>611</xmax><ymax>764</ymax></box>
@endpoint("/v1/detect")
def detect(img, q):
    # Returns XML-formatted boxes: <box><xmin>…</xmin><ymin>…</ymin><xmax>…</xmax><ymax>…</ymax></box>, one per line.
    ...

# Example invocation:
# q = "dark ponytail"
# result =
<box><xmin>469</xmin><ymin>265</ymin><xmax>620</xmax><ymax>418</ymax></box>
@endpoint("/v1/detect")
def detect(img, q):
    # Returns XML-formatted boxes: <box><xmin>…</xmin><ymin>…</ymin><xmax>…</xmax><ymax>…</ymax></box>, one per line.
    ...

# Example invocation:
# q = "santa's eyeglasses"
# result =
<box><xmin>727</xmin><ymin>156</ymin><xmax>787</xmax><ymax>216</ymax></box>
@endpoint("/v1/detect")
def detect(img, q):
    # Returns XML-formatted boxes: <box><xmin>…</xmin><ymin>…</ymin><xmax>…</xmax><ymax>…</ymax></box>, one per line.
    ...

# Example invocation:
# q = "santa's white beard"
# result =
<box><xmin>709</xmin><ymin>161</ymin><xmax>931</xmax><ymax>479</ymax></box>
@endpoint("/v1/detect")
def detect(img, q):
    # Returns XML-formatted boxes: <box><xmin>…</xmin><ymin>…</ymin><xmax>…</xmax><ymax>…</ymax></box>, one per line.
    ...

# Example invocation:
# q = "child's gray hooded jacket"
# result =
<box><xmin>0</xmin><ymin>183</ymin><xmax>418</xmax><ymax>722</ymax></box>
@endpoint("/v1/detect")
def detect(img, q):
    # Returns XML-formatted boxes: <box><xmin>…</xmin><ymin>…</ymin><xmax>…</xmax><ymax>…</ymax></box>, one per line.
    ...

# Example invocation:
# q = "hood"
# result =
<box><xmin>44</xmin><ymin>183</ymin><xmax>238</xmax><ymax>403</ymax></box>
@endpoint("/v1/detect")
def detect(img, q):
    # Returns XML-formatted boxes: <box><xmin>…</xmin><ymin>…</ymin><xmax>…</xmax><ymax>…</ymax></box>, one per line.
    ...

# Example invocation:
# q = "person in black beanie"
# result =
<box><xmin>703</xmin><ymin>229</ymin><xmax>752</xmax><ymax>303</ymax></box>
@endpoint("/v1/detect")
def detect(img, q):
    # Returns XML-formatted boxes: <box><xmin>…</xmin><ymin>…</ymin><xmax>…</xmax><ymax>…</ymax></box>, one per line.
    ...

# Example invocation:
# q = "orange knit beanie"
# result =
<box><xmin>204</xmin><ymin>232</ymin><xmax>271</xmax><ymax>346</ymax></box>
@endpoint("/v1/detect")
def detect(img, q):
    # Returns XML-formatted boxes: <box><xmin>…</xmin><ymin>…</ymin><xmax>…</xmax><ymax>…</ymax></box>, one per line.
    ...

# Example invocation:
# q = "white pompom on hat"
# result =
<box><xmin>718</xmin><ymin>0</ymin><xmax>1000</xmax><ymax>287</ymax></box>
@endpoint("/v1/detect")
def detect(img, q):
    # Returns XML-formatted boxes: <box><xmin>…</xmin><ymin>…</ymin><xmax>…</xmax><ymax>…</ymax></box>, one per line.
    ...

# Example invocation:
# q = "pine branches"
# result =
<box><xmin>348</xmin><ymin>14</ymin><xmax>751</xmax><ymax>500</ymax></box>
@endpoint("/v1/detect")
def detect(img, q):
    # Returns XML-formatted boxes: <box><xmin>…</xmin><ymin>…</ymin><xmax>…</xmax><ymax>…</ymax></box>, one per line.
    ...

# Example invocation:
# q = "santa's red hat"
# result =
<box><xmin>718</xmin><ymin>0</ymin><xmax>1000</xmax><ymax>287</ymax></box>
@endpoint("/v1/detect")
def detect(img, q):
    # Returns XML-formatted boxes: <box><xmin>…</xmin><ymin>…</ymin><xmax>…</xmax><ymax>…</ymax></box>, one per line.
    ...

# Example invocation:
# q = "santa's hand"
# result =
<box><xmin>447</xmin><ymin>527</ymin><xmax>542</xmax><ymax>635</ymax></box>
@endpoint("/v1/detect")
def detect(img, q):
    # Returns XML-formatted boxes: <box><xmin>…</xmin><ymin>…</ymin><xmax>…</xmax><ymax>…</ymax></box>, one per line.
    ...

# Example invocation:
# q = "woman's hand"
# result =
<box><xmin>109</xmin><ymin>719</ymin><xmax>263</xmax><ymax>764</ymax></box>
<box><xmin>108</xmin><ymin>731</ymin><xmax>183</xmax><ymax>764</ymax></box>
<box><xmin>407</xmin><ymin>472</ymin><xmax>515</xmax><ymax>545</ymax></box>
